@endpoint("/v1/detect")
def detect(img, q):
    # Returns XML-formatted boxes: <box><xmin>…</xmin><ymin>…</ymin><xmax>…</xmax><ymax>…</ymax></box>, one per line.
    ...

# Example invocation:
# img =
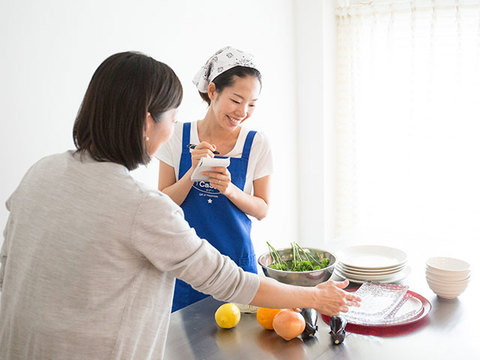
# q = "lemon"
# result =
<box><xmin>215</xmin><ymin>303</ymin><xmax>241</xmax><ymax>329</ymax></box>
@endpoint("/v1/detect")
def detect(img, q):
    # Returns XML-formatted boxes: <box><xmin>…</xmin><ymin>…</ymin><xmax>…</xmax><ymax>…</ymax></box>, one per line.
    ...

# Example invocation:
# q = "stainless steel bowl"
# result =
<box><xmin>257</xmin><ymin>248</ymin><xmax>336</xmax><ymax>287</ymax></box>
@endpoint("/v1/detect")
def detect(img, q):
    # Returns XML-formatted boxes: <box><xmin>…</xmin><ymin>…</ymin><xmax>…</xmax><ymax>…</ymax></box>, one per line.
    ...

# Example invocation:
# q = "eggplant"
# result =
<box><xmin>329</xmin><ymin>316</ymin><xmax>347</xmax><ymax>345</ymax></box>
<box><xmin>300</xmin><ymin>308</ymin><xmax>318</xmax><ymax>339</ymax></box>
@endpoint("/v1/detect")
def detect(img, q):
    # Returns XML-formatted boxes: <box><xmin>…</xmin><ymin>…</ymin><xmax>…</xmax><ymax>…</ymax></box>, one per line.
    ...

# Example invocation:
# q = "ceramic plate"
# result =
<box><xmin>334</xmin><ymin>266</ymin><xmax>411</xmax><ymax>283</ymax></box>
<box><xmin>337</xmin><ymin>245</ymin><xmax>408</xmax><ymax>270</ymax></box>
<box><xmin>338</xmin><ymin>262</ymin><xmax>406</xmax><ymax>276</ymax></box>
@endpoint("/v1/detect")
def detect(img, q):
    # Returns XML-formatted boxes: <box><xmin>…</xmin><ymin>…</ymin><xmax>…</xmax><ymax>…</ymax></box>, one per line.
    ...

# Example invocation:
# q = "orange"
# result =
<box><xmin>256</xmin><ymin>307</ymin><xmax>282</xmax><ymax>330</ymax></box>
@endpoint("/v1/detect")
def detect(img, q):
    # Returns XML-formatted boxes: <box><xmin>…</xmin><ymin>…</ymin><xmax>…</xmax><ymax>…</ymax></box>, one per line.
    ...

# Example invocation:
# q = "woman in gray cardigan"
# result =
<box><xmin>0</xmin><ymin>51</ymin><xmax>360</xmax><ymax>360</ymax></box>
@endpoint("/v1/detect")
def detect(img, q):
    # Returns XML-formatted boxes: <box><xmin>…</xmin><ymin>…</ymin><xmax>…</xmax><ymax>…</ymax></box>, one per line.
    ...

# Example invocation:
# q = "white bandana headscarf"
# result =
<box><xmin>192</xmin><ymin>46</ymin><xmax>257</xmax><ymax>93</ymax></box>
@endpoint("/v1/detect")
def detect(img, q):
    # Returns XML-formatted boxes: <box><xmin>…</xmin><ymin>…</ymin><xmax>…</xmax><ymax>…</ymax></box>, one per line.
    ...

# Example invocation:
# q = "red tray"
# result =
<box><xmin>321</xmin><ymin>290</ymin><xmax>431</xmax><ymax>337</ymax></box>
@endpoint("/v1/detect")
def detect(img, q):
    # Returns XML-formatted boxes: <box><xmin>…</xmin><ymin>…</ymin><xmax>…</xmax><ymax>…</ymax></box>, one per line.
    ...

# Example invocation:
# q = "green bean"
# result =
<box><xmin>267</xmin><ymin>242</ymin><xmax>330</xmax><ymax>272</ymax></box>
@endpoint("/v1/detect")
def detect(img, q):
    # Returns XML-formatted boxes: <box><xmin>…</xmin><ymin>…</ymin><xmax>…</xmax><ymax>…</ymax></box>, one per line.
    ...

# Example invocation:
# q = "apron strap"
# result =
<box><xmin>241</xmin><ymin>131</ymin><xmax>256</xmax><ymax>160</ymax></box>
<box><xmin>181</xmin><ymin>122</ymin><xmax>192</xmax><ymax>152</ymax></box>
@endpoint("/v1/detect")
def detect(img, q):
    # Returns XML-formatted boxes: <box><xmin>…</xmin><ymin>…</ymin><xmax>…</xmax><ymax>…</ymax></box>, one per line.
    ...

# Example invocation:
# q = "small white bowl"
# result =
<box><xmin>426</xmin><ymin>274</ymin><xmax>470</xmax><ymax>284</ymax></box>
<box><xmin>426</xmin><ymin>269</ymin><xmax>470</xmax><ymax>282</ymax></box>
<box><xmin>425</xmin><ymin>256</ymin><xmax>471</xmax><ymax>299</ymax></box>
<box><xmin>426</xmin><ymin>257</ymin><xmax>470</xmax><ymax>273</ymax></box>
<box><xmin>434</xmin><ymin>291</ymin><xmax>467</xmax><ymax>299</ymax></box>
<box><xmin>431</xmin><ymin>291</ymin><xmax>464</xmax><ymax>300</ymax></box>
<box><xmin>426</xmin><ymin>276</ymin><xmax>470</xmax><ymax>285</ymax></box>
<box><xmin>426</xmin><ymin>277</ymin><xmax>469</xmax><ymax>299</ymax></box>
<box><xmin>426</xmin><ymin>277</ymin><xmax>469</xmax><ymax>291</ymax></box>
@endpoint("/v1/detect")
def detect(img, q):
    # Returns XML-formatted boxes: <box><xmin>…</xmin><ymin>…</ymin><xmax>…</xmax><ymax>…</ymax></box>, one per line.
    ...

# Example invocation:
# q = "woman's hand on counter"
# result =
<box><xmin>250</xmin><ymin>277</ymin><xmax>361</xmax><ymax>317</ymax></box>
<box><xmin>313</xmin><ymin>279</ymin><xmax>361</xmax><ymax>316</ymax></box>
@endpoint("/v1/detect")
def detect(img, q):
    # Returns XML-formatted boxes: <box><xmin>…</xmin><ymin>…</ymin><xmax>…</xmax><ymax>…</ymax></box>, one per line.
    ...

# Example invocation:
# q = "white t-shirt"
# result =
<box><xmin>155</xmin><ymin>121</ymin><xmax>273</xmax><ymax>195</ymax></box>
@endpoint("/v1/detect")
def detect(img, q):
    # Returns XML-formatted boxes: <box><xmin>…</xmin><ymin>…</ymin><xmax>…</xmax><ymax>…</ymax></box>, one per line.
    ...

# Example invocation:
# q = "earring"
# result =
<box><xmin>145</xmin><ymin>136</ymin><xmax>150</xmax><ymax>142</ymax></box>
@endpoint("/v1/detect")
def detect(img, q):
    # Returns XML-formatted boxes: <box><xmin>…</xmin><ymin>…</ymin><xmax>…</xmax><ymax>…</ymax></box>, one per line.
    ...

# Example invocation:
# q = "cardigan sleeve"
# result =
<box><xmin>131</xmin><ymin>190</ymin><xmax>259</xmax><ymax>305</ymax></box>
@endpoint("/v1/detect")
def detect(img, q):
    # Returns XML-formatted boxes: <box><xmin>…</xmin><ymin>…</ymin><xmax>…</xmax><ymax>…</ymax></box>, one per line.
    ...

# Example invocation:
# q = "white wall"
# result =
<box><xmin>0</xmin><ymin>0</ymin><xmax>302</xmax><ymax>255</ymax></box>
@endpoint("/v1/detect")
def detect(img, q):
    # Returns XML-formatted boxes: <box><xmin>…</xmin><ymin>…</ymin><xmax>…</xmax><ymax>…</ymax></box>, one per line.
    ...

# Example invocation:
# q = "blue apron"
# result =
<box><xmin>172</xmin><ymin>122</ymin><xmax>258</xmax><ymax>312</ymax></box>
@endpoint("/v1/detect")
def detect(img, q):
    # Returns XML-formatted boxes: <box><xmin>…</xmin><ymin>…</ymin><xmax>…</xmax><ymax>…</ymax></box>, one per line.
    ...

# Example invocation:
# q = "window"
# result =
<box><xmin>334</xmin><ymin>0</ymin><xmax>480</xmax><ymax>258</ymax></box>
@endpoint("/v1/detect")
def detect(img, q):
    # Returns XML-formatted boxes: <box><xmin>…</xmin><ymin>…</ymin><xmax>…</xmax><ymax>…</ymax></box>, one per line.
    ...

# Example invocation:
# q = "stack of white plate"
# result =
<box><xmin>426</xmin><ymin>257</ymin><xmax>470</xmax><ymax>299</ymax></box>
<box><xmin>335</xmin><ymin>245</ymin><xmax>409</xmax><ymax>283</ymax></box>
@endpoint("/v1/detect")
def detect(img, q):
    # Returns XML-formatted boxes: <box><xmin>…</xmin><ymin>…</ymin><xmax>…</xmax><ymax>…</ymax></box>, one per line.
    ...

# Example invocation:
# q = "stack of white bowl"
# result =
<box><xmin>426</xmin><ymin>257</ymin><xmax>471</xmax><ymax>299</ymax></box>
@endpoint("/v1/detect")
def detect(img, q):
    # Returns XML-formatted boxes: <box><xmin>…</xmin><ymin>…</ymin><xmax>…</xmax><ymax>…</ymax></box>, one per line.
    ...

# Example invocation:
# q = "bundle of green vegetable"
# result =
<box><xmin>267</xmin><ymin>241</ymin><xmax>330</xmax><ymax>272</ymax></box>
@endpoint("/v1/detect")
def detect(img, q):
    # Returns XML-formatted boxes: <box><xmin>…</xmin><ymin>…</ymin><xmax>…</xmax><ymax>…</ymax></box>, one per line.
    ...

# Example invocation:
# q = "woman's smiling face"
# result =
<box><xmin>209</xmin><ymin>75</ymin><xmax>261</xmax><ymax>129</ymax></box>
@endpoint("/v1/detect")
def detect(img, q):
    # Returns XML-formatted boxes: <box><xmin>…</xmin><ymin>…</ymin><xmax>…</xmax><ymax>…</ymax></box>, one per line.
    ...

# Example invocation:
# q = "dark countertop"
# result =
<box><xmin>165</xmin><ymin>259</ymin><xmax>479</xmax><ymax>360</ymax></box>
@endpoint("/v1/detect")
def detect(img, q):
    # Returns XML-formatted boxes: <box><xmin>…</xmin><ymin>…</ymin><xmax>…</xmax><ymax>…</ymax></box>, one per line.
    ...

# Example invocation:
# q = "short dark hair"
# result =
<box><xmin>73</xmin><ymin>51</ymin><xmax>183</xmax><ymax>170</ymax></box>
<box><xmin>199</xmin><ymin>66</ymin><xmax>262</xmax><ymax>105</ymax></box>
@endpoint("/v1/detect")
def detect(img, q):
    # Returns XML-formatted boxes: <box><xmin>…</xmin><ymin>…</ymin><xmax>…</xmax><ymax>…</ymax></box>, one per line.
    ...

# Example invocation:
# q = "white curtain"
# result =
<box><xmin>334</xmin><ymin>0</ymin><xmax>480</xmax><ymax>255</ymax></box>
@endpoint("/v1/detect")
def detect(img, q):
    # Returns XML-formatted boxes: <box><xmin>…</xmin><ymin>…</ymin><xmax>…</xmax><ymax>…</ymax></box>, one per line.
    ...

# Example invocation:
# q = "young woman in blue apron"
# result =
<box><xmin>156</xmin><ymin>47</ymin><xmax>273</xmax><ymax>311</ymax></box>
